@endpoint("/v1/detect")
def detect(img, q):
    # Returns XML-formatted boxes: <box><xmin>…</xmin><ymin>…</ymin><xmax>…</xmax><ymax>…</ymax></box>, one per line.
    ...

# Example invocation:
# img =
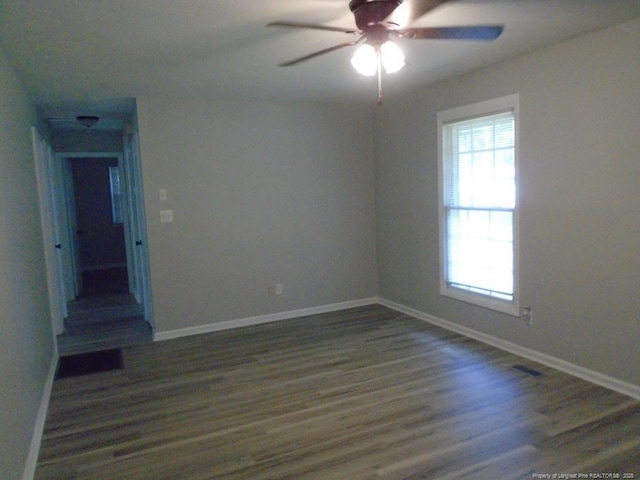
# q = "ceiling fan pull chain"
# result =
<box><xmin>377</xmin><ymin>52</ymin><xmax>383</xmax><ymax>106</ymax></box>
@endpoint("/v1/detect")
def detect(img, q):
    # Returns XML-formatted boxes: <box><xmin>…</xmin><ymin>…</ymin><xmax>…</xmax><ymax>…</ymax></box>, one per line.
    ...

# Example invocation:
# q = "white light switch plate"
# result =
<box><xmin>160</xmin><ymin>210</ymin><xmax>173</xmax><ymax>223</ymax></box>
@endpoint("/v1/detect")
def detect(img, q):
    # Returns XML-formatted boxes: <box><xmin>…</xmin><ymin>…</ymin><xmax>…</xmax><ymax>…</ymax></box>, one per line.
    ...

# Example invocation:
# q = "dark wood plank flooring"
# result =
<box><xmin>37</xmin><ymin>305</ymin><xmax>640</xmax><ymax>479</ymax></box>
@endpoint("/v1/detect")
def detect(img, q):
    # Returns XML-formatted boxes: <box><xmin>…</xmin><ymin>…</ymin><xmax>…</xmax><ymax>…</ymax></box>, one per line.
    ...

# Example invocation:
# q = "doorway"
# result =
<box><xmin>55</xmin><ymin>151</ymin><xmax>153</xmax><ymax>355</ymax></box>
<box><xmin>70</xmin><ymin>157</ymin><xmax>128</xmax><ymax>295</ymax></box>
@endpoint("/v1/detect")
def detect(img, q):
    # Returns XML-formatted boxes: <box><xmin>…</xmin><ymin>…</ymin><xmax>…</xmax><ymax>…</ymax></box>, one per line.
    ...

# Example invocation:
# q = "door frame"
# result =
<box><xmin>57</xmin><ymin>151</ymin><xmax>153</xmax><ymax>328</ymax></box>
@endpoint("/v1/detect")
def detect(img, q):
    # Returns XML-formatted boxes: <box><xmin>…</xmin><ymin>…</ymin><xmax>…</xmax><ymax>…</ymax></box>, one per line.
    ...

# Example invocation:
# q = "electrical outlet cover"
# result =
<box><xmin>160</xmin><ymin>210</ymin><xmax>173</xmax><ymax>223</ymax></box>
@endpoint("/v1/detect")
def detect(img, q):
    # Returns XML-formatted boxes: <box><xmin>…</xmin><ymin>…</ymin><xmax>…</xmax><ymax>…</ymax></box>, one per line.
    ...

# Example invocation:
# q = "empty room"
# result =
<box><xmin>1</xmin><ymin>1</ymin><xmax>639</xmax><ymax>479</ymax></box>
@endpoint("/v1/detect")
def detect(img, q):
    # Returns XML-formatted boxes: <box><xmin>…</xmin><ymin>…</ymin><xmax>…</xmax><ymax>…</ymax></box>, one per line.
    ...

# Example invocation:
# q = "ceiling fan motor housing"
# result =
<box><xmin>349</xmin><ymin>0</ymin><xmax>403</xmax><ymax>30</ymax></box>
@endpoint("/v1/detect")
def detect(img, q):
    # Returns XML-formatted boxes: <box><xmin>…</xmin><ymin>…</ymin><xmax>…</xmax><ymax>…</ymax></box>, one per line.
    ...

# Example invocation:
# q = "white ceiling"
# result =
<box><xmin>1</xmin><ymin>0</ymin><xmax>639</xmax><ymax>129</ymax></box>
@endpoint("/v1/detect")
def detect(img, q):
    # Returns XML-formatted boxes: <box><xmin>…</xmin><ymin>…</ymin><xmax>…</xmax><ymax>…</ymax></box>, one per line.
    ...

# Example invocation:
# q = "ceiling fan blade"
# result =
<box><xmin>402</xmin><ymin>25</ymin><xmax>504</xmax><ymax>40</ymax></box>
<box><xmin>384</xmin><ymin>0</ymin><xmax>452</xmax><ymax>29</ymax></box>
<box><xmin>278</xmin><ymin>38</ymin><xmax>364</xmax><ymax>67</ymax></box>
<box><xmin>267</xmin><ymin>21</ymin><xmax>358</xmax><ymax>35</ymax></box>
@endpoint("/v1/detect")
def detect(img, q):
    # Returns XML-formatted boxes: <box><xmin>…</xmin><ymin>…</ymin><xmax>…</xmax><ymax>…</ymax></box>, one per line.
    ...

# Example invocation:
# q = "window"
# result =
<box><xmin>438</xmin><ymin>94</ymin><xmax>519</xmax><ymax>315</ymax></box>
<box><xmin>109</xmin><ymin>165</ymin><xmax>123</xmax><ymax>224</ymax></box>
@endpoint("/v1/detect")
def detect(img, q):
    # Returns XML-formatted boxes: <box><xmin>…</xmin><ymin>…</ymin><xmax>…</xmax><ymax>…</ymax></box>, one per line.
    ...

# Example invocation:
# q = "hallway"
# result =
<box><xmin>57</xmin><ymin>292</ymin><xmax>152</xmax><ymax>356</ymax></box>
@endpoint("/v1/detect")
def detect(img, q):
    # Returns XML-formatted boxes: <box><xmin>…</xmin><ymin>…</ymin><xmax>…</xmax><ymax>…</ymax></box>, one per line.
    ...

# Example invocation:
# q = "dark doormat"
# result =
<box><xmin>56</xmin><ymin>348</ymin><xmax>123</xmax><ymax>379</ymax></box>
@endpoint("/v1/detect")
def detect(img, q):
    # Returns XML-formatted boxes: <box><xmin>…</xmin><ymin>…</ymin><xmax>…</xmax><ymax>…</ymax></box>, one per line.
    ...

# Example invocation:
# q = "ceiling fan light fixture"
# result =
<box><xmin>351</xmin><ymin>40</ymin><xmax>405</xmax><ymax>76</ymax></box>
<box><xmin>351</xmin><ymin>43</ymin><xmax>378</xmax><ymax>76</ymax></box>
<box><xmin>76</xmin><ymin>115</ymin><xmax>100</xmax><ymax>128</ymax></box>
<box><xmin>380</xmin><ymin>40</ymin><xmax>405</xmax><ymax>73</ymax></box>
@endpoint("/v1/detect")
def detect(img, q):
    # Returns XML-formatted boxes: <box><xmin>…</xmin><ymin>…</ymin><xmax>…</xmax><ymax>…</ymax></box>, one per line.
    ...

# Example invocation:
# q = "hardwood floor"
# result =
<box><xmin>37</xmin><ymin>305</ymin><xmax>640</xmax><ymax>479</ymax></box>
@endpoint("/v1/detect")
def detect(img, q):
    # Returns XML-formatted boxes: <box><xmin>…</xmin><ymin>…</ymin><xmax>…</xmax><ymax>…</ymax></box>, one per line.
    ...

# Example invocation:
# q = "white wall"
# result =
<box><xmin>51</xmin><ymin>129</ymin><xmax>123</xmax><ymax>153</ymax></box>
<box><xmin>137</xmin><ymin>97</ymin><xmax>377</xmax><ymax>333</ymax></box>
<box><xmin>0</xmin><ymin>49</ymin><xmax>55</xmax><ymax>480</ymax></box>
<box><xmin>375</xmin><ymin>18</ymin><xmax>640</xmax><ymax>387</ymax></box>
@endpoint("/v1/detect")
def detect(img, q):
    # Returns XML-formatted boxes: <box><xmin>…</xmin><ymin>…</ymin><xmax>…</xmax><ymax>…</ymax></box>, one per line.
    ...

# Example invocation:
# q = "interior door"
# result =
<box><xmin>32</xmin><ymin>127</ymin><xmax>66</xmax><ymax>334</ymax></box>
<box><xmin>63</xmin><ymin>158</ymin><xmax>82</xmax><ymax>297</ymax></box>
<box><xmin>123</xmin><ymin>133</ymin><xmax>140</xmax><ymax>302</ymax></box>
<box><xmin>124</xmin><ymin>130</ymin><xmax>154</xmax><ymax>324</ymax></box>
<box><xmin>49</xmin><ymin>153</ymin><xmax>77</xmax><ymax>303</ymax></box>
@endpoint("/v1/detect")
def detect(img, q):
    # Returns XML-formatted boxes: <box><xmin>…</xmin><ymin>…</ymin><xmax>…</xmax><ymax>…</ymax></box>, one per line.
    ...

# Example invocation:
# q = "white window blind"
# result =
<box><xmin>109</xmin><ymin>165</ymin><xmax>123</xmax><ymax>224</ymax></box>
<box><xmin>439</xmin><ymin>96</ymin><xmax>518</xmax><ymax>314</ymax></box>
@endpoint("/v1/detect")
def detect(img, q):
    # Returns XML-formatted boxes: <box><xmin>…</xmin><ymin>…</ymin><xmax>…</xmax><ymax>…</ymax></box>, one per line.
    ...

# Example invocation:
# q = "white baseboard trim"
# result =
<box><xmin>153</xmin><ymin>297</ymin><xmax>379</xmax><ymax>342</ymax></box>
<box><xmin>22</xmin><ymin>352</ymin><xmax>58</xmax><ymax>480</ymax></box>
<box><xmin>378</xmin><ymin>297</ymin><xmax>640</xmax><ymax>400</ymax></box>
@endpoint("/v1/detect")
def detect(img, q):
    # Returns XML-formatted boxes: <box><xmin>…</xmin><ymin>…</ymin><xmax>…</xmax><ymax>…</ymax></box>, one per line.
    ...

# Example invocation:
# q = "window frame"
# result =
<box><xmin>437</xmin><ymin>94</ymin><xmax>520</xmax><ymax>316</ymax></box>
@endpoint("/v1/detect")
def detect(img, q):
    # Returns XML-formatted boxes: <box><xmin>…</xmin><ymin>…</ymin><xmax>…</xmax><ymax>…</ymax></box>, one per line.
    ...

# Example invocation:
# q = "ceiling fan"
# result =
<box><xmin>267</xmin><ymin>0</ymin><xmax>504</xmax><ymax>104</ymax></box>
